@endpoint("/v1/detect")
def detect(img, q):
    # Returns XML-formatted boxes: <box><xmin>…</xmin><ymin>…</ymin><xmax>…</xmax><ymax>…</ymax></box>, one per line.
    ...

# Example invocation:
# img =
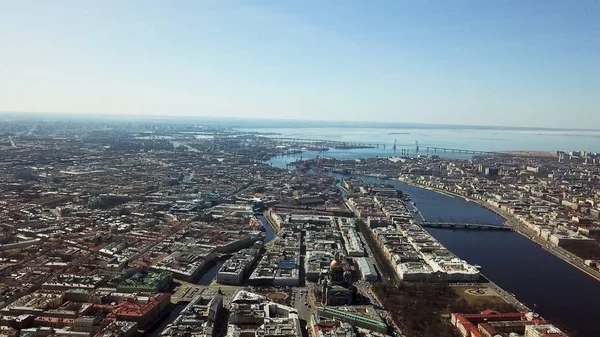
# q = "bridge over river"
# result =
<box><xmin>417</xmin><ymin>222</ymin><xmax>512</xmax><ymax>231</ymax></box>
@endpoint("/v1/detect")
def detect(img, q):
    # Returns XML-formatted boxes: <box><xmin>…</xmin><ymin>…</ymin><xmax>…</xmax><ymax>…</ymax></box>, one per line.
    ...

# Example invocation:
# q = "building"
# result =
<box><xmin>42</xmin><ymin>275</ymin><xmax>104</xmax><ymax>291</ymax></box>
<box><xmin>74</xmin><ymin>316</ymin><xmax>105</xmax><ymax>334</ymax></box>
<box><xmin>397</xmin><ymin>262</ymin><xmax>434</xmax><ymax>281</ymax></box>
<box><xmin>117</xmin><ymin>271</ymin><xmax>173</xmax><ymax>293</ymax></box>
<box><xmin>249</xmin><ymin>249</ymin><xmax>300</xmax><ymax>287</ymax></box>
<box><xmin>316</xmin><ymin>306</ymin><xmax>388</xmax><ymax>334</ymax></box>
<box><xmin>354</xmin><ymin>257</ymin><xmax>377</xmax><ymax>282</ymax></box>
<box><xmin>316</xmin><ymin>253</ymin><xmax>356</xmax><ymax>306</ymax></box>
<box><xmin>341</xmin><ymin>229</ymin><xmax>364</xmax><ymax>257</ymax></box>
<box><xmin>109</xmin><ymin>293</ymin><xmax>171</xmax><ymax>329</ymax></box>
<box><xmin>548</xmin><ymin>232</ymin><xmax>595</xmax><ymax>249</ymax></box>
<box><xmin>311</xmin><ymin>316</ymin><xmax>357</xmax><ymax>337</ymax></box>
<box><xmin>525</xmin><ymin>324</ymin><xmax>569</xmax><ymax>337</ymax></box>
<box><xmin>366</xmin><ymin>217</ymin><xmax>393</xmax><ymax>228</ymax></box>
<box><xmin>228</xmin><ymin>290</ymin><xmax>301</xmax><ymax>337</ymax></box>
<box><xmin>305</xmin><ymin>252</ymin><xmax>335</xmax><ymax>282</ymax></box>
<box><xmin>160</xmin><ymin>294</ymin><xmax>223</xmax><ymax>337</ymax></box>
<box><xmin>217</xmin><ymin>245</ymin><xmax>262</xmax><ymax>285</ymax></box>
<box><xmin>94</xmin><ymin>321</ymin><xmax>138</xmax><ymax>337</ymax></box>
<box><xmin>450</xmin><ymin>310</ymin><xmax>556</xmax><ymax>337</ymax></box>
<box><xmin>256</xmin><ymin>317</ymin><xmax>302</xmax><ymax>337</ymax></box>
<box><xmin>1</xmin><ymin>291</ymin><xmax>64</xmax><ymax>315</ymax></box>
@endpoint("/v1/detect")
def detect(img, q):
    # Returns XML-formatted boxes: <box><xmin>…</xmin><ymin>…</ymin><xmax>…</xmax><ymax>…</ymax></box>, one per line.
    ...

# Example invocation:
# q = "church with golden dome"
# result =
<box><xmin>316</xmin><ymin>252</ymin><xmax>356</xmax><ymax>306</ymax></box>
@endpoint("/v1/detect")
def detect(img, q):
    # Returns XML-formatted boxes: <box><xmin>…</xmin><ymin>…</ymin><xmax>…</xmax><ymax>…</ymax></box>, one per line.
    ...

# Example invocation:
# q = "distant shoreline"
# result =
<box><xmin>1</xmin><ymin>111</ymin><xmax>599</xmax><ymax>132</ymax></box>
<box><xmin>500</xmin><ymin>150</ymin><xmax>557</xmax><ymax>158</ymax></box>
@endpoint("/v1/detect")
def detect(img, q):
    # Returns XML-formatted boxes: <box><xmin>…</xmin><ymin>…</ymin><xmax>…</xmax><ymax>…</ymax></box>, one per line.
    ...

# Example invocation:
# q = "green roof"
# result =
<box><xmin>317</xmin><ymin>307</ymin><xmax>387</xmax><ymax>329</ymax></box>
<box><xmin>119</xmin><ymin>271</ymin><xmax>172</xmax><ymax>288</ymax></box>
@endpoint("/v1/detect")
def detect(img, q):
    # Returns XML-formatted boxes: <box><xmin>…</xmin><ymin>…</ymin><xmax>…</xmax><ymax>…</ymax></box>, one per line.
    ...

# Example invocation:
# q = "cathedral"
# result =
<box><xmin>316</xmin><ymin>253</ymin><xmax>356</xmax><ymax>306</ymax></box>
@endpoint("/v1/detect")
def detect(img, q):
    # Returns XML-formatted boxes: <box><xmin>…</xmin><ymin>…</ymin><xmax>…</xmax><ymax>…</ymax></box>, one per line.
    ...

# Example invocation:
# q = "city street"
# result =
<box><xmin>291</xmin><ymin>286</ymin><xmax>314</xmax><ymax>321</ymax></box>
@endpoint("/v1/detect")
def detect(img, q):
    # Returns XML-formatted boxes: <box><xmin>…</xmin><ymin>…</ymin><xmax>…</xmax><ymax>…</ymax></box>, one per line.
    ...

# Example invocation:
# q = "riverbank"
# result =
<box><xmin>399</xmin><ymin>178</ymin><xmax>600</xmax><ymax>283</ymax></box>
<box><xmin>344</xmin><ymin>175</ymin><xmax>531</xmax><ymax>311</ymax></box>
<box><xmin>262</xmin><ymin>211</ymin><xmax>280</xmax><ymax>235</ymax></box>
<box><xmin>397</xmin><ymin>179</ymin><xmax>505</xmax><ymax>219</ymax></box>
<box><xmin>499</xmin><ymin>150</ymin><xmax>557</xmax><ymax>158</ymax></box>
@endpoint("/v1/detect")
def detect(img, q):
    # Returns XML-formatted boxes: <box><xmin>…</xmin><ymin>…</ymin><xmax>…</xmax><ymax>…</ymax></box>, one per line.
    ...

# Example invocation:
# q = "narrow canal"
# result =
<box><xmin>145</xmin><ymin>303</ymin><xmax>186</xmax><ymax>337</ymax></box>
<box><xmin>195</xmin><ymin>215</ymin><xmax>275</xmax><ymax>286</ymax></box>
<box><xmin>258</xmin><ymin>215</ymin><xmax>276</xmax><ymax>243</ymax></box>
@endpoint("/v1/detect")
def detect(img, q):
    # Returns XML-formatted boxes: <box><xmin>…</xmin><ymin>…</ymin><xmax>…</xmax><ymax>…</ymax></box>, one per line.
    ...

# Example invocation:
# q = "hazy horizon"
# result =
<box><xmin>1</xmin><ymin>1</ymin><xmax>599</xmax><ymax>129</ymax></box>
<box><xmin>2</xmin><ymin>111</ymin><xmax>600</xmax><ymax>132</ymax></box>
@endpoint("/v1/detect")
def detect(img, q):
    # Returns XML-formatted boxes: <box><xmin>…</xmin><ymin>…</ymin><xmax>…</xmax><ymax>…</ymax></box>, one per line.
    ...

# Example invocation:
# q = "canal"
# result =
<box><xmin>145</xmin><ymin>303</ymin><xmax>186</xmax><ymax>337</ymax></box>
<box><xmin>146</xmin><ymin>214</ymin><xmax>277</xmax><ymax>336</ymax></box>
<box><xmin>194</xmin><ymin>215</ymin><xmax>276</xmax><ymax>286</ymax></box>
<box><xmin>258</xmin><ymin>215</ymin><xmax>276</xmax><ymax>243</ymax></box>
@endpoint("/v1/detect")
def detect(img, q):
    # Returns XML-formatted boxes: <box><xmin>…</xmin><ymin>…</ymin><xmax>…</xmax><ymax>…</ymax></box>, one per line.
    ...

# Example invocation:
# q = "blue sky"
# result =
<box><xmin>1</xmin><ymin>1</ymin><xmax>598</xmax><ymax>128</ymax></box>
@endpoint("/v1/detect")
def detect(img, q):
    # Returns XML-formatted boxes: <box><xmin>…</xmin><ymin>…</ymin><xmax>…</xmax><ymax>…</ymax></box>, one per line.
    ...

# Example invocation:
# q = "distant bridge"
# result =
<box><xmin>418</xmin><ymin>222</ymin><xmax>512</xmax><ymax>231</ymax></box>
<box><xmin>426</xmin><ymin>147</ymin><xmax>498</xmax><ymax>155</ymax></box>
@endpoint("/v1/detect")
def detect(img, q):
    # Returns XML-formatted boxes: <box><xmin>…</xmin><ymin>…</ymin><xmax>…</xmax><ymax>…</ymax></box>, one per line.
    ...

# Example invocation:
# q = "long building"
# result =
<box><xmin>354</xmin><ymin>257</ymin><xmax>377</xmax><ymax>282</ymax></box>
<box><xmin>217</xmin><ymin>244</ymin><xmax>262</xmax><ymax>285</ymax></box>
<box><xmin>375</xmin><ymin>225</ymin><xmax>480</xmax><ymax>282</ymax></box>
<box><xmin>316</xmin><ymin>306</ymin><xmax>387</xmax><ymax>334</ymax></box>
<box><xmin>450</xmin><ymin>310</ymin><xmax>569</xmax><ymax>337</ymax></box>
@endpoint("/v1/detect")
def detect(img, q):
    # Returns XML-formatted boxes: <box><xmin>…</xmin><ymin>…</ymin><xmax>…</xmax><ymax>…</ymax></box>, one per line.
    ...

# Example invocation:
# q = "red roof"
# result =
<box><xmin>108</xmin><ymin>293</ymin><xmax>170</xmax><ymax>318</ymax></box>
<box><xmin>453</xmin><ymin>312</ymin><xmax>527</xmax><ymax>337</ymax></box>
<box><xmin>481</xmin><ymin>309</ymin><xmax>499</xmax><ymax>315</ymax></box>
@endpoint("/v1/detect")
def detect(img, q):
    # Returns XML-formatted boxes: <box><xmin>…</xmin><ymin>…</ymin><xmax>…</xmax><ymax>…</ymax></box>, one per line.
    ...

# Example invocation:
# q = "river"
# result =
<box><xmin>386</xmin><ymin>178</ymin><xmax>600</xmax><ymax>337</ymax></box>
<box><xmin>266</xmin><ymin>159</ymin><xmax>600</xmax><ymax>336</ymax></box>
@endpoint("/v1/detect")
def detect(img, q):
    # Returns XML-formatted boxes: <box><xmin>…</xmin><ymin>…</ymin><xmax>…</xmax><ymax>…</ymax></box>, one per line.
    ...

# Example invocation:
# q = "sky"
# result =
<box><xmin>0</xmin><ymin>0</ymin><xmax>599</xmax><ymax>128</ymax></box>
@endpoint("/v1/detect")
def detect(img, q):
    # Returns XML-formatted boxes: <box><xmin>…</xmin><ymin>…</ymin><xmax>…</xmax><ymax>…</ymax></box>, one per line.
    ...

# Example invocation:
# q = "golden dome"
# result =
<box><xmin>330</xmin><ymin>258</ymin><xmax>342</xmax><ymax>270</ymax></box>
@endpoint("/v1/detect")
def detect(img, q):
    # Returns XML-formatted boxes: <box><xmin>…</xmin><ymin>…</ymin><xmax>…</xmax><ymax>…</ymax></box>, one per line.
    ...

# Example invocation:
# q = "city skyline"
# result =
<box><xmin>1</xmin><ymin>1</ymin><xmax>599</xmax><ymax>128</ymax></box>
<box><xmin>1</xmin><ymin>120</ymin><xmax>599</xmax><ymax>336</ymax></box>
